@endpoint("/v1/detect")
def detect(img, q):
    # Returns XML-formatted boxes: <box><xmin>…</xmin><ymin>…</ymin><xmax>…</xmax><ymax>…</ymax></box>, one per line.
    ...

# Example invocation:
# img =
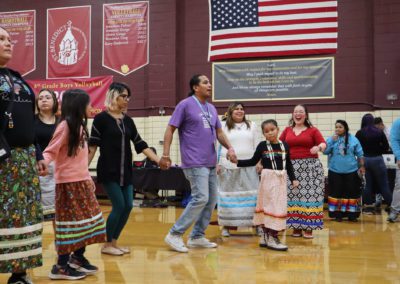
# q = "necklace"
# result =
<box><xmin>234</xmin><ymin>122</ymin><xmax>246</xmax><ymax>131</ymax></box>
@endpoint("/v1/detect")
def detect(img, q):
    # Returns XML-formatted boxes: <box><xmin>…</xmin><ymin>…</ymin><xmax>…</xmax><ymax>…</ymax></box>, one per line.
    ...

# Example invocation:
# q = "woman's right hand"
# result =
<box><xmin>217</xmin><ymin>165</ymin><xmax>222</xmax><ymax>175</ymax></box>
<box><xmin>159</xmin><ymin>156</ymin><xmax>171</xmax><ymax>170</ymax></box>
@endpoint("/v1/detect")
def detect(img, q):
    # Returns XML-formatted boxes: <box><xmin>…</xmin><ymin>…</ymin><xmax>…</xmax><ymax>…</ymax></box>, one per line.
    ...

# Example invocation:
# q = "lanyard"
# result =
<box><xmin>192</xmin><ymin>96</ymin><xmax>214</xmax><ymax>134</ymax></box>
<box><xmin>266</xmin><ymin>140</ymin><xmax>286</xmax><ymax>170</ymax></box>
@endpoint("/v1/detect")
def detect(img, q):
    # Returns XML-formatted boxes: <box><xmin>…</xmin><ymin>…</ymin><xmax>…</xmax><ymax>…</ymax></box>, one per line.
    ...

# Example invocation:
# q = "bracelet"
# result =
<box><xmin>162</xmin><ymin>155</ymin><xmax>170</xmax><ymax>158</ymax></box>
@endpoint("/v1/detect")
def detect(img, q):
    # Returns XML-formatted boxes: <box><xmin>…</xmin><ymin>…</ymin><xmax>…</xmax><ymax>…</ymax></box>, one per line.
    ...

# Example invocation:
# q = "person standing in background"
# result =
<box><xmin>356</xmin><ymin>114</ymin><xmax>391</xmax><ymax>215</ymax></box>
<box><xmin>35</xmin><ymin>89</ymin><xmax>58</xmax><ymax>223</ymax></box>
<box><xmin>324</xmin><ymin>120</ymin><xmax>365</xmax><ymax>222</ymax></box>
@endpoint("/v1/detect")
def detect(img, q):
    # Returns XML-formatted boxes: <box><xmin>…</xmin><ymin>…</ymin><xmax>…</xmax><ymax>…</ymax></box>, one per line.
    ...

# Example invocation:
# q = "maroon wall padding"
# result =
<box><xmin>1</xmin><ymin>0</ymin><xmax>399</xmax><ymax>116</ymax></box>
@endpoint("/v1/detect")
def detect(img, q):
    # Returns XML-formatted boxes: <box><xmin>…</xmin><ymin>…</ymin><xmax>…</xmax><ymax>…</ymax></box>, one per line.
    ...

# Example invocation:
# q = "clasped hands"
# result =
<box><xmin>159</xmin><ymin>156</ymin><xmax>171</xmax><ymax>170</ymax></box>
<box><xmin>226</xmin><ymin>147</ymin><xmax>238</xmax><ymax>164</ymax></box>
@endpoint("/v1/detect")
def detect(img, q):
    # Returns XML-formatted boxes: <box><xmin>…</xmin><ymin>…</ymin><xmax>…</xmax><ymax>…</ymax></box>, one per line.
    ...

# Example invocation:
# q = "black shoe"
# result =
<box><xmin>69</xmin><ymin>254</ymin><xmax>98</xmax><ymax>274</ymax></box>
<box><xmin>335</xmin><ymin>217</ymin><xmax>342</xmax><ymax>222</ymax></box>
<box><xmin>48</xmin><ymin>264</ymin><xmax>86</xmax><ymax>280</ymax></box>
<box><xmin>7</xmin><ymin>274</ymin><xmax>33</xmax><ymax>284</ymax></box>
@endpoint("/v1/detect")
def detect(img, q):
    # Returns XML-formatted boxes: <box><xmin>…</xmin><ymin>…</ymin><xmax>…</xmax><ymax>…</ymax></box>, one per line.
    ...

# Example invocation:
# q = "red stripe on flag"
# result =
<box><xmin>258</xmin><ymin>0</ymin><xmax>336</xmax><ymax>7</ymax></box>
<box><xmin>259</xmin><ymin>17</ymin><xmax>338</xmax><ymax>26</ymax></box>
<box><xmin>259</xmin><ymin>7</ymin><xmax>337</xmax><ymax>16</ymax></box>
<box><xmin>211</xmin><ymin>38</ymin><xmax>337</xmax><ymax>51</ymax></box>
<box><xmin>211</xmin><ymin>27</ymin><xmax>338</xmax><ymax>41</ymax></box>
<box><xmin>209</xmin><ymin>49</ymin><xmax>337</xmax><ymax>61</ymax></box>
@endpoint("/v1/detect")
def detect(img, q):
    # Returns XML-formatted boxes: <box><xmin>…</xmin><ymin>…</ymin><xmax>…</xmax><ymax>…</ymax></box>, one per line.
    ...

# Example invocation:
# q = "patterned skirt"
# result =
<box><xmin>55</xmin><ymin>180</ymin><xmax>106</xmax><ymax>255</ymax></box>
<box><xmin>287</xmin><ymin>158</ymin><xmax>325</xmax><ymax>230</ymax></box>
<box><xmin>253</xmin><ymin>169</ymin><xmax>287</xmax><ymax>231</ymax></box>
<box><xmin>39</xmin><ymin>162</ymin><xmax>55</xmax><ymax>221</ymax></box>
<box><xmin>0</xmin><ymin>146</ymin><xmax>43</xmax><ymax>273</ymax></box>
<box><xmin>217</xmin><ymin>166</ymin><xmax>259</xmax><ymax>227</ymax></box>
<box><xmin>327</xmin><ymin>170</ymin><xmax>362</xmax><ymax>219</ymax></box>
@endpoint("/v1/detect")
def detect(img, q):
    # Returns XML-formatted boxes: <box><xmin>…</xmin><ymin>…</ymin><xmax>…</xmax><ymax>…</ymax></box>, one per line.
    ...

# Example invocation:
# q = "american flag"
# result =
<box><xmin>208</xmin><ymin>0</ymin><xmax>338</xmax><ymax>61</ymax></box>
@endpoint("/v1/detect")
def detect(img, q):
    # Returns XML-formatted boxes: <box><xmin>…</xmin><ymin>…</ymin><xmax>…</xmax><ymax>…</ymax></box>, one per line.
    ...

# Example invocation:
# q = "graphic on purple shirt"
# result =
<box><xmin>169</xmin><ymin>96</ymin><xmax>222</xmax><ymax>168</ymax></box>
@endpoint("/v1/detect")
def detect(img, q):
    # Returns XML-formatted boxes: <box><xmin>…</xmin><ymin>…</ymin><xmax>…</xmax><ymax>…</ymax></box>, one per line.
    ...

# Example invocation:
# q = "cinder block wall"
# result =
<box><xmin>88</xmin><ymin>110</ymin><xmax>400</xmax><ymax>174</ymax></box>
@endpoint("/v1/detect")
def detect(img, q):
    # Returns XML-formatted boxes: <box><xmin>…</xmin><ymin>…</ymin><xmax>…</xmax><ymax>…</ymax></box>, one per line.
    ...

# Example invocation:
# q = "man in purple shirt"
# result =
<box><xmin>160</xmin><ymin>74</ymin><xmax>237</xmax><ymax>253</ymax></box>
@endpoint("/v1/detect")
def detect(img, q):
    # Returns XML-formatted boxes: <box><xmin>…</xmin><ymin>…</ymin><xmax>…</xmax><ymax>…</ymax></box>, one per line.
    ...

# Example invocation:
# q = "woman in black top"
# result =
<box><xmin>356</xmin><ymin>114</ymin><xmax>392</xmax><ymax>213</ymax></box>
<box><xmin>35</xmin><ymin>89</ymin><xmax>58</xmax><ymax>222</ymax></box>
<box><xmin>0</xmin><ymin>26</ymin><xmax>46</xmax><ymax>284</ymax></box>
<box><xmin>89</xmin><ymin>82</ymin><xmax>159</xmax><ymax>256</ymax></box>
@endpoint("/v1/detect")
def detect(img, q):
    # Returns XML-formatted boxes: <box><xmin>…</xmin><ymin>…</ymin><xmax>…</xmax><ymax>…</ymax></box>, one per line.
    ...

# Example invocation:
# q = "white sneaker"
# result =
<box><xmin>187</xmin><ymin>237</ymin><xmax>218</xmax><ymax>248</ymax></box>
<box><xmin>221</xmin><ymin>228</ymin><xmax>230</xmax><ymax>237</ymax></box>
<box><xmin>165</xmin><ymin>233</ymin><xmax>189</xmax><ymax>253</ymax></box>
<box><xmin>259</xmin><ymin>234</ymin><xmax>268</xmax><ymax>248</ymax></box>
<box><xmin>266</xmin><ymin>235</ymin><xmax>288</xmax><ymax>251</ymax></box>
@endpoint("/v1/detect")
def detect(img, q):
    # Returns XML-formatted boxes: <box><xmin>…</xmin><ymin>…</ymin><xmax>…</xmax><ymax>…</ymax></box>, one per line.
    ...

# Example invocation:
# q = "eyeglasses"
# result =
<box><xmin>119</xmin><ymin>95</ymin><xmax>130</xmax><ymax>101</ymax></box>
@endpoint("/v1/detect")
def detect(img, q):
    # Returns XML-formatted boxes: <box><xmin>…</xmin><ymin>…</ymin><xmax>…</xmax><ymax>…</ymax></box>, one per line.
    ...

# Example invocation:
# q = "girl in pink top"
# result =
<box><xmin>280</xmin><ymin>105</ymin><xmax>326</xmax><ymax>239</ymax></box>
<box><xmin>43</xmin><ymin>89</ymin><xmax>106</xmax><ymax>281</ymax></box>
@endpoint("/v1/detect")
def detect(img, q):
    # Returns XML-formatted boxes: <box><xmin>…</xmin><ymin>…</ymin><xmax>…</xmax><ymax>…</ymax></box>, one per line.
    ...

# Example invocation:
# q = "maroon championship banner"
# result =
<box><xmin>103</xmin><ymin>2</ymin><xmax>149</xmax><ymax>75</ymax></box>
<box><xmin>47</xmin><ymin>6</ymin><xmax>91</xmax><ymax>79</ymax></box>
<box><xmin>27</xmin><ymin>76</ymin><xmax>113</xmax><ymax>117</ymax></box>
<box><xmin>0</xmin><ymin>10</ymin><xmax>36</xmax><ymax>76</ymax></box>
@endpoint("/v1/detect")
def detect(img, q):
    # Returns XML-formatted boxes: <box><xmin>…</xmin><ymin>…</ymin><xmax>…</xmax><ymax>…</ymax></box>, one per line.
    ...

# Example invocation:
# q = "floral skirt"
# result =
<box><xmin>55</xmin><ymin>180</ymin><xmax>106</xmax><ymax>255</ymax></box>
<box><xmin>0</xmin><ymin>146</ymin><xmax>43</xmax><ymax>273</ymax></box>
<box><xmin>253</xmin><ymin>169</ymin><xmax>287</xmax><ymax>231</ymax></box>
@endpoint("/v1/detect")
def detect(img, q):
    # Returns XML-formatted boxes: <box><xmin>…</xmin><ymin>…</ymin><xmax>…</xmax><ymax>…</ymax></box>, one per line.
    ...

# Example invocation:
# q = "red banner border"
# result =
<box><xmin>0</xmin><ymin>10</ymin><xmax>36</xmax><ymax>76</ymax></box>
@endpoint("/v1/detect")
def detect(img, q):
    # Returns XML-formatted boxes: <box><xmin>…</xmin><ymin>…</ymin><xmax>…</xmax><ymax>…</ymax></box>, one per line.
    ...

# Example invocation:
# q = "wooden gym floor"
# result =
<box><xmin>1</xmin><ymin>205</ymin><xmax>400</xmax><ymax>283</ymax></box>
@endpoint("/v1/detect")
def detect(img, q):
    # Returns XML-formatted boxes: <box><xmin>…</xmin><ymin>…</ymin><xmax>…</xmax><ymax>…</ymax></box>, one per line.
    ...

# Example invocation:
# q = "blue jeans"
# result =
<box><xmin>391</xmin><ymin>169</ymin><xmax>400</xmax><ymax>213</ymax></box>
<box><xmin>170</xmin><ymin>167</ymin><xmax>218</xmax><ymax>239</ymax></box>
<box><xmin>363</xmin><ymin>156</ymin><xmax>392</xmax><ymax>205</ymax></box>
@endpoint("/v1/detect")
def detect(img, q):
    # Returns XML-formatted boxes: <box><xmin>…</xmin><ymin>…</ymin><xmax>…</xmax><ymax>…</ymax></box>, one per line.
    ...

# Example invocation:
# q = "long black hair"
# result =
<box><xmin>335</xmin><ymin>119</ymin><xmax>349</xmax><ymax>155</ymax></box>
<box><xmin>61</xmin><ymin>89</ymin><xmax>90</xmax><ymax>157</ymax></box>
<box><xmin>187</xmin><ymin>74</ymin><xmax>204</xmax><ymax>96</ymax></box>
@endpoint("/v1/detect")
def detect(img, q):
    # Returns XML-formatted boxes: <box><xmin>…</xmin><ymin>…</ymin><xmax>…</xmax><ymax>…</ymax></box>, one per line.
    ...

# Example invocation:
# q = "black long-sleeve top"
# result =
<box><xmin>34</xmin><ymin>115</ymin><xmax>57</xmax><ymax>151</ymax></box>
<box><xmin>355</xmin><ymin>128</ymin><xmax>389</xmax><ymax>157</ymax></box>
<box><xmin>237</xmin><ymin>141</ymin><xmax>296</xmax><ymax>181</ymax></box>
<box><xmin>89</xmin><ymin>111</ymin><xmax>149</xmax><ymax>186</ymax></box>
<box><xmin>0</xmin><ymin>68</ymin><xmax>43</xmax><ymax>160</ymax></box>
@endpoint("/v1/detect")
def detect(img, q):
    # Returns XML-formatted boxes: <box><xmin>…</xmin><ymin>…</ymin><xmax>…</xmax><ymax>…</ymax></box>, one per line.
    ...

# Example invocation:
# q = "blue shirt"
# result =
<box><xmin>391</xmin><ymin>118</ymin><xmax>400</xmax><ymax>160</ymax></box>
<box><xmin>324</xmin><ymin>134</ymin><xmax>364</xmax><ymax>174</ymax></box>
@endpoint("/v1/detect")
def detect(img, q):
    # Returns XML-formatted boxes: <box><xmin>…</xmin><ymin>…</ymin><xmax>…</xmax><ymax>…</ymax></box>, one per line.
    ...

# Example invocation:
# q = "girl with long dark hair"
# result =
<box><xmin>324</xmin><ymin>120</ymin><xmax>365</xmax><ymax>221</ymax></box>
<box><xmin>356</xmin><ymin>114</ymin><xmax>392</xmax><ymax>214</ymax></box>
<box><xmin>43</xmin><ymin>89</ymin><xmax>106</xmax><ymax>280</ymax></box>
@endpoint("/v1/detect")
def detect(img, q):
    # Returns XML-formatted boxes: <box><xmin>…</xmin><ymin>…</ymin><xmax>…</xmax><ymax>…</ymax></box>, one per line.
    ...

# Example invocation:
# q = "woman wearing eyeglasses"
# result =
<box><xmin>88</xmin><ymin>82</ymin><xmax>160</xmax><ymax>255</ymax></box>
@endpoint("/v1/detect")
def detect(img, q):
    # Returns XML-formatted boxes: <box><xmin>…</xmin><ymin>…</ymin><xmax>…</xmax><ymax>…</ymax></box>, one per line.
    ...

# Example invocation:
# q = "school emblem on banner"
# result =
<box><xmin>47</xmin><ymin>6</ymin><xmax>91</xmax><ymax>79</ymax></box>
<box><xmin>103</xmin><ymin>2</ymin><xmax>149</xmax><ymax>76</ymax></box>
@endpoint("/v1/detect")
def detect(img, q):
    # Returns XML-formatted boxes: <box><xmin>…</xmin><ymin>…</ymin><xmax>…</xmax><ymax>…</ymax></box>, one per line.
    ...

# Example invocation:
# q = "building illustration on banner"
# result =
<box><xmin>58</xmin><ymin>21</ymin><xmax>78</xmax><ymax>65</ymax></box>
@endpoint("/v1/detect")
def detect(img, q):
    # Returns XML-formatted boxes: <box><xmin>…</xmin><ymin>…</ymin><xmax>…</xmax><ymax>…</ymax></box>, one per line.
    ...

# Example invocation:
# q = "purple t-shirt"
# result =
<box><xmin>169</xmin><ymin>96</ymin><xmax>222</xmax><ymax>168</ymax></box>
